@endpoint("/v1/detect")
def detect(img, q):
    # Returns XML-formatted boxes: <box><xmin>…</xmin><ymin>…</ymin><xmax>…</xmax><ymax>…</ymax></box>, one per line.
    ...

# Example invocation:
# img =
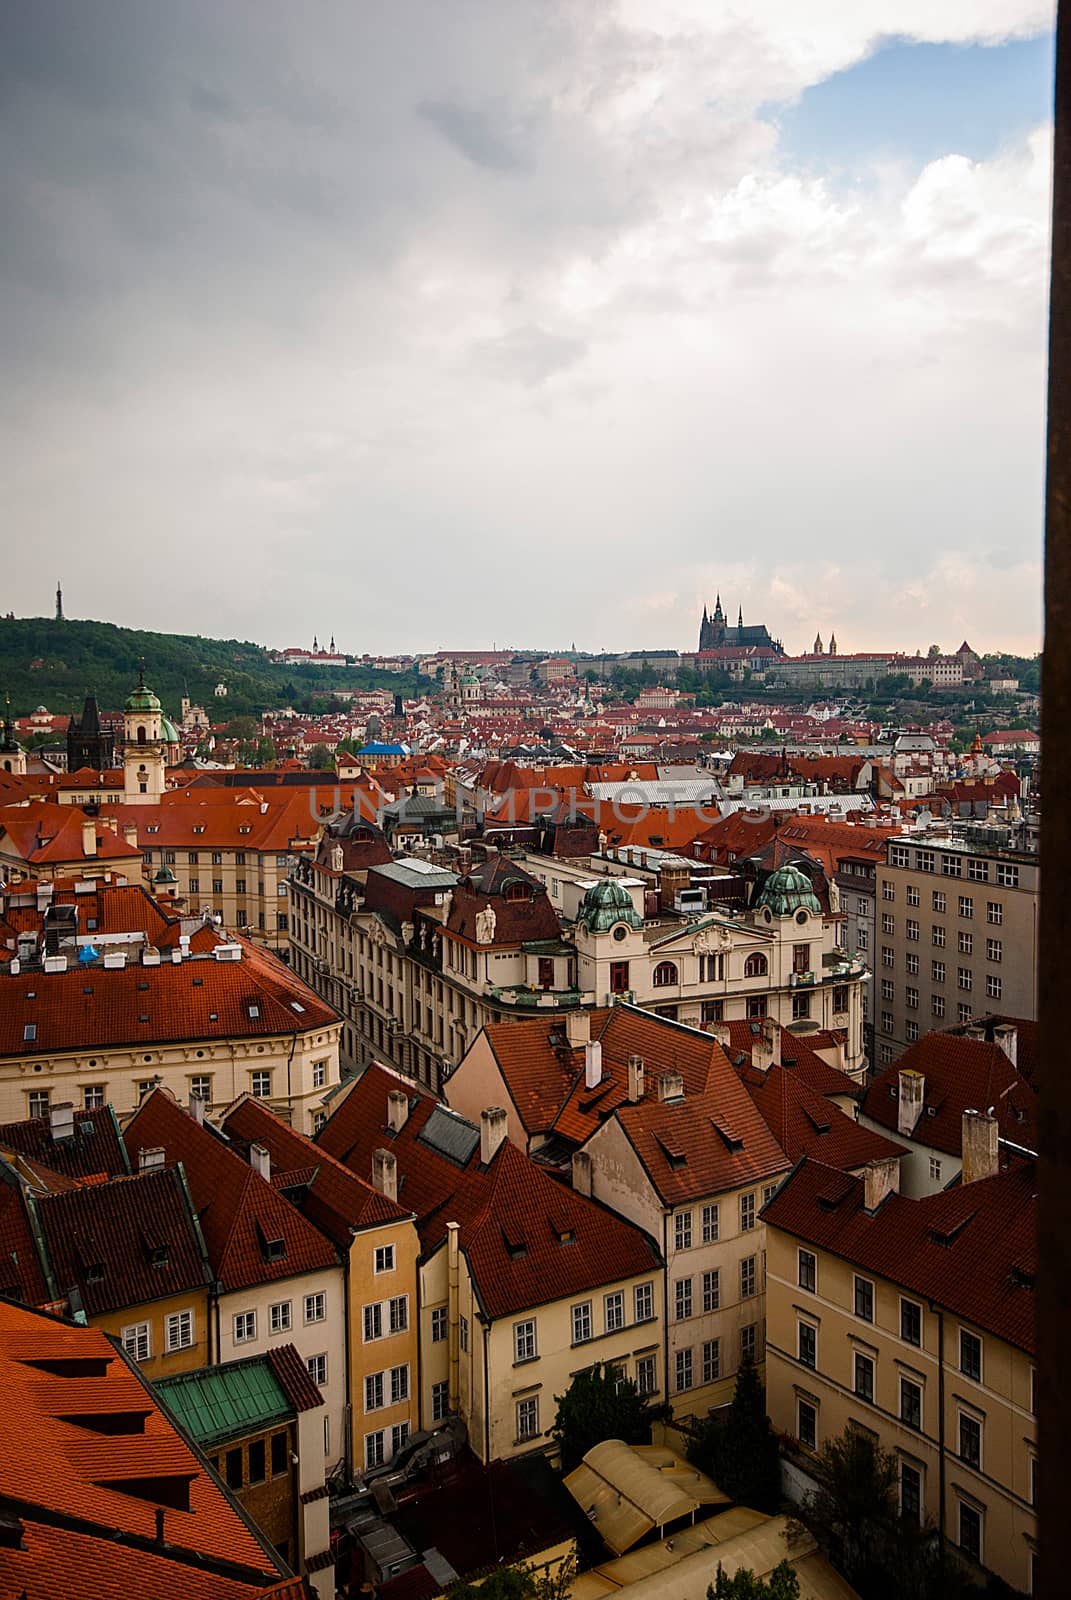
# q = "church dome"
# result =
<box><xmin>755</xmin><ymin>863</ymin><xmax>822</xmax><ymax>918</ymax></box>
<box><xmin>159</xmin><ymin>715</ymin><xmax>181</xmax><ymax>744</ymax></box>
<box><xmin>154</xmin><ymin>864</ymin><xmax>177</xmax><ymax>885</ymax></box>
<box><xmin>125</xmin><ymin>673</ymin><xmax>162</xmax><ymax>714</ymax></box>
<box><xmin>578</xmin><ymin>877</ymin><xmax>644</xmax><ymax>934</ymax></box>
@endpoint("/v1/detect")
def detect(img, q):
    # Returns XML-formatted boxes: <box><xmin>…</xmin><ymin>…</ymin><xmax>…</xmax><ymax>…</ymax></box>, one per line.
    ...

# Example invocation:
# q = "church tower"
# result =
<box><xmin>1</xmin><ymin>697</ymin><xmax>26</xmax><ymax>775</ymax></box>
<box><xmin>123</xmin><ymin>665</ymin><xmax>167</xmax><ymax>804</ymax></box>
<box><xmin>814</xmin><ymin>633</ymin><xmax>824</xmax><ymax>655</ymax></box>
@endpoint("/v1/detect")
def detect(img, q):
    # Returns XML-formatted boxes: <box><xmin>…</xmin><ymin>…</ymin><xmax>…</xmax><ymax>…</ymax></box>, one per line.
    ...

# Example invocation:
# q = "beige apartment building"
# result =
<box><xmin>763</xmin><ymin>1133</ymin><xmax>1037</xmax><ymax>1595</ymax></box>
<box><xmin>873</xmin><ymin>823</ymin><xmax>1038</xmax><ymax>1067</ymax></box>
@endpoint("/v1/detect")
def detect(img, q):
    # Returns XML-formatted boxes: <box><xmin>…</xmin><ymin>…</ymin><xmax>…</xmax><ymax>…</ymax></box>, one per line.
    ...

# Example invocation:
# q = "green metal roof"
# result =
<box><xmin>578</xmin><ymin>876</ymin><xmax>644</xmax><ymax>934</ymax></box>
<box><xmin>155</xmin><ymin>1357</ymin><xmax>293</xmax><ymax>1449</ymax></box>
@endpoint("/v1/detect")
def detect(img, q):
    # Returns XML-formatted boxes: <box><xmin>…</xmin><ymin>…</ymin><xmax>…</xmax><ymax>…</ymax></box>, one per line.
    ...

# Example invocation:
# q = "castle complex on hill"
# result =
<box><xmin>698</xmin><ymin>595</ymin><xmax>784</xmax><ymax>655</ymax></box>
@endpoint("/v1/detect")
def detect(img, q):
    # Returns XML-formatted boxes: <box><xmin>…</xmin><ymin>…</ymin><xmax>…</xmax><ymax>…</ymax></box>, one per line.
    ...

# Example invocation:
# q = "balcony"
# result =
<box><xmin>487</xmin><ymin>985</ymin><xmax>594</xmax><ymax>1011</ymax></box>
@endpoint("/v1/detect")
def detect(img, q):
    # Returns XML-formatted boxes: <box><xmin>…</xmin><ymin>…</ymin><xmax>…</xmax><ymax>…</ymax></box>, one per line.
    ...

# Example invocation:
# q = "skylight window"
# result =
<box><xmin>248</xmin><ymin>1004</ymin><xmax>260</xmax><ymax>1019</ymax></box>
<box><xmin>290</xmin><ymin>1001</ymin><xmax>305</xmax><ymax>1013</ymax></box>
<box><xmin>23</xmin><ymin>1024</ymin><xmax>36</xmax><ymax>1042</ymax></box>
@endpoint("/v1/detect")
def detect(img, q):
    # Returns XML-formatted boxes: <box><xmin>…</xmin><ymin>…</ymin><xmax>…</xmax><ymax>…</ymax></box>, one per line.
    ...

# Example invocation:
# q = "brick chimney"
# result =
<box><xmin>993</xmin><ymin>1023</ymin><xmax>1018</xmax><ymax>1069</ymax></box>
<box><xmin>627</xmin><ymin>1054</ymin><xmax>645</xmax><ymax>1103</ymax></box>
<box><xmin>752</xmin><ymin>1019</ymin><xmax>779</xmax><ymax>1075</ymax></box>
<box><xmin>387</xmin><ymin>1089</ymin><xmax>409</xmax><ymax>1133</ymax></box>
<box><xmin>565</xmin><ymin>1012</ymin><xmax>589</xmax><ymax>1047</ymax></box>
<box><xmin>897</xmin><ymin>1069</ymin><xmax>925</xmax><ymax>1137</ymax></box>
<box><xmin>250</xmin><ymin>1143</ymin><xmax>271</xmax><ymax>1182</ymax></box>
<box><xmin>572</xmin><ymin>1149</ymin><xmax>593</xmax><ymax>1198</ymax></box>
<box><xmin>658</xmin><ymin>1070</ymin><xmax>684</xmax><ymax>1102</ymax></box>
<box><xmin>372</xmin><ymin>1147</ymin><xmax>398</xmax><ymax>1202</ymax></box>
<box><xmin>123</xmin><ymin>823</ymin><xmax>140</xmax><ymax>848</ymax></box>
<box><xmin>480</xmin><ymin>1106</ymin><xmax>508</xmax><ymax>1165</ymax></box>
<box><xmin>707</xmin><ymin>1021</ymin><xmax>731</xmax><ymax>1050</ymax></box>
<box><xmin>962</xmin><ymin>1109</ymin><xmax>999</xmax><ymax>1183</ymax></box>
<box><xmin>584</xmin><ymin>1040</ymin><xmax>603</xmax><ymax>1089</ymax></box>
<box><xmin>863</xmin><ymin>1156</ymin><xmax>899</xmax><ymax>1213</ymax></box>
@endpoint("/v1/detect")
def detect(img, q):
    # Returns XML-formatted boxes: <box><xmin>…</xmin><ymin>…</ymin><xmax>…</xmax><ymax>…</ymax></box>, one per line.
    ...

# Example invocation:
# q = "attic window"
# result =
<box><xmin>192</xmin><ymin>825</ymin><xmax>206</xmax><ymax>834</ymax></box>
<box><xmin>248</xmin><ymin>1004</ymin><xmax>260</xmax><ymax>1019</ymax></box>
<box><xmin>1010</xmin><ymin>1265</ymin><xmax>1035</xmax><ymax>1289</ymax></box>
<box><xmin>709</xmin><ymin>1118</ymin><xmax>744</xmax><ymax>1152</ymax></box>
<box><xmin>147</xmin><ymin>825</ymin><xmax>160</xmax><ymax>834</ymax></box>
<box><xmin>238</xmin><ymin>824</ymin><xmax>252</xmax><ymax>834</ymax></box>
<box><xmin>138</xmin><ymin>1014</ymin><xmax>149</xmax><ymax>1023</ymax></box>
<box><xmin>209</xmin><ymin>1012</ymin><xmax>218</xmax><ymax>1022</ymax></box>
<box><xmin>655</xmin><ymin>1136</ymin><xmax>687</xmax><ymax>1169</ymax></box>
<box><xmin>147</xmin><ymin>1245</ymin><xmax>169</xmax><ymax>1268</ymax></box>
<box><xmin>926</xmin><ymin>1106</ymin><xmax>938</xmax><ymax>1118</ymax></box>
<box><xmin>137</xmin><ymin>981</ymin><xmax>149</xmax><ymax>992</ymax></box>
<box><xmin>503</xmin><ymin>881</ymin><xmax>529</xmax><ymax>903</ymax></box>
<box><xmin>82</xmin><ymin>986</ymin><xmax>93</xmax><ymax>996</ymax></box>
<box><xmin>929</xmin><ymin>1215</ymin><xmax>975</xmax><ymax>1248</ymax></box>
<box><xmin>25</xmin><ymin>992</ymin><xmax>36</xmax><ymax>1001</ymax></box>
<box><xmin>192</xmin><ymin>978</ymin><xmax>204</xmax><ymax>987</ymax></box>
<box><xmin>290</xmin><ymin>1001</ymin><xmax>305</xmax><ymax>1013</ymax></box>
<box><xmin>86</xmin><ymin>918</ymin><xmax>97</xmax><ymax>931</ymax></box>
<box><xmin>23</xmin><ymin>1024</ymin><xmax>36</xmax><ymax>1043</ymax></box>
<box><xmin>84</xmin><ymin>1264</ymin><xmax>105</xmax><ymax>1284</ymax></box>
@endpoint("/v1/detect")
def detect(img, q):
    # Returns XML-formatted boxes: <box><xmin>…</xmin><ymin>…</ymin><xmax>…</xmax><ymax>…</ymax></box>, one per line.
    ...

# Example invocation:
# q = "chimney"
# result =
<box><xmin>565</xmin><ymin>1011</ymin><xmax>589</xmax><ymax>1047</ymax></box>
<box><xmin>863</xmin><ymin>1156</ymin><xmax>899</xmax><ymax>1213</ymax></box>
<box><xmin>189</xmin><ymin>1092</ymin><xmax>206</xmax><ymax>1126</ymax></box>
<box><xmin>962</xmin><ymin>1109</ymin><xmax>999</xmax><ymax>1183</ymax></box>
<box><xmin>123</xmin><ymin>822</ymin><xmax>139</xmax><ymax>848</ymax></box>
<box><xmin>480</xmin><ymin>1106</ymin><xmax>508</xmax><ymax>1166</ymax></box>
<box><xmin>658</xmin><ymin>1070</ymin><xmax>684</xmax><ymax>1102</ymax></box>
<box><xmin>897</xmin><ymin>1069</ymin><xmax>925</xmax><ymax>1137</ymax></box>
<box><xmin>708</xmin><ymin>1021</ymin><xmax>731</xmax><ymax>1050</ymax></box>
<box><xmin>250</xmin><ymin>1143</ymin><xmax>271</xmax><ymax>1182</ymax></box>
<box><xmin>49</xmin><ymin>1102</ymin><xmax>75</xmax><ymax>1142</ymax></box>
<box><xmin>82</xmin><ymin>819</ymin><xmax>97</xmax><ymax>858</ymax></box>
<box><xmin>139</xmin><ymin>1146</ymin><xmax>165</xmax><ymax>1172</ymax></box>
<box><xmin>372</xmin><ymin>1147</ymin><xmax>398</xmax><ymax>1202</ymax></box>
<box><xmin>387</xmin><ymin>1089</ymin><xmax>409</xmax><ymax>1133</ymax></box>
<box><xmin>584</xmin><ymin>1040</ymin><xmax>603</xmax><ymax>1089</ymax></box>
<box><xmin>572</xmin><ymin>1149</ymin><xmax>593</xmax><ymax>1198</ymax></box>
<box><xmin>993</xmin><ymin>1023</ymin><xmax>1018</xmax><ymax>1069</ymax></box>
<box><xmin>752</xmin><ymin>1019</ymin><xmax>779</xmax><ymax>1075</ymax></box>
<box><xmin>627</xmin><ymin>1054</ymin><xmax>645</xmax><ymax>1103</ymax></box>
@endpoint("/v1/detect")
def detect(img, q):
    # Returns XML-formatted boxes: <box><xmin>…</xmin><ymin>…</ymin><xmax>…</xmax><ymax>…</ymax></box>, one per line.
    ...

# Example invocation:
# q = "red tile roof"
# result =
<box><xmin>735</xmin><ymin>1064</ymin><xmax>903</xmax><ymax>1172</ymax></box>
<box><xmin>0</xmin><ymin>1105</ymin><xmax>129</xmax><ymax>1181</ymax></box>
<box><xmin>860</xmin><ymin>1030</ymin><xmax>1036</xmax><ymax>1159</ymax></box>
<box><xmin>265</xmin><ymin>1342</ymin><xmax>326</xmax><ymax>1413</ymax></box>
<box><xmin>0</xmin><ymin>1299</ymin><xmax>290</xmax><ymax>1596</ymax></box>
<box><xmin>763</xmin><ymin>1157</ymin><xmax>1036</xmax><ymax>1353</ymax></box>
<box><xmin>33</xmin><ymin>1166</ymin><xmax>212</xmax><ymax>1317</ymax></box>
<box><xmin>124</xmin><ymin>1090</ymin><xmax>339</xmax><ymax>1292</ymax></box>
<box><xmin>0</xmin><ymin>801</ymin><xmax>143</xmax><ymax>866</ymax></box>
<box><xmin>317</xmin><ymin>1062</ymin><xmax>661</xmax><ymax>1318</ymax></box>
<box><xmin>0</xmin><ymin>935</ymin><xmax>338</xmax><ymax>1058</ymax></box>
<box><xmin>221</xmin><ymin>1093</ymin><xmax>411</xmax><ymax>1247</ymax></box>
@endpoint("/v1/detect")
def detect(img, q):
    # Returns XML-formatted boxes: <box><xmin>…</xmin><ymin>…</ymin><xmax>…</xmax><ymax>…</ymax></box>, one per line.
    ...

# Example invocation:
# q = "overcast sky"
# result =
<box><xmin>2</xmin><ymin>1</ymin><xmax>1054</xmax><ymax>657</ymax></box>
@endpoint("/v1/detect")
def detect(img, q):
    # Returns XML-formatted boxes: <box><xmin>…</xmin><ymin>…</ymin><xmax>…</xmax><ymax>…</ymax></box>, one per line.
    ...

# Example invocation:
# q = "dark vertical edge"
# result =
<box><xmin>1041</xmin><ymin>7</ymin><xmax>1068</xmax><ymax>1599</ymax></box>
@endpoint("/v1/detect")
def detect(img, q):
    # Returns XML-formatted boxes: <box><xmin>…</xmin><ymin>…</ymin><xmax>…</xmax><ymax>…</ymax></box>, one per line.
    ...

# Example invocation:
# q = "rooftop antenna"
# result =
<box><xmin>55</xmin><ymin>581</ymin><xmax>64</xmax><ymax>622</ymax></box>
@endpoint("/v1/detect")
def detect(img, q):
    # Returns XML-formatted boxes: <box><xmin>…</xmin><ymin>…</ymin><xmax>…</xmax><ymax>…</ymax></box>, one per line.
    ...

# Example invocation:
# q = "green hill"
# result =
<box><xmin>0</xmin><ymin>616</ymin><xmax>424</xmax><ymax>722</ymax></box>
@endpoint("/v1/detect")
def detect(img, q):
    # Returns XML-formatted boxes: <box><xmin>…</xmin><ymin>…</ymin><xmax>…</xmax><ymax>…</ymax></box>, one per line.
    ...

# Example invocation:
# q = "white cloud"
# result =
<box><xmin>0</xmin><ymin>0</ymin><xmax>1052</xmax><ymax>656</ymax></box>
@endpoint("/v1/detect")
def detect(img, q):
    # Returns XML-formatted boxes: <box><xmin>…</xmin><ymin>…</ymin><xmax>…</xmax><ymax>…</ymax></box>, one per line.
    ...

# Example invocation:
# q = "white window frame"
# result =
<box><xmin>165</xmin><ymin>1309</ymin><xmax>195</xmax><ymax>1353</ymax></box>
<box><xmin>122</xmin><ymin>1321</ymin><xmax>151</xmax><ymax>1363</ymax></box>
<box><xmin>374</xmin><ymin>1244</ymin><xmax>396</xmax><ymax>1275</ymax></box>
<box><xmin>234</xmin><ymin>1310</ymin><xmax>257</xmax><ymax>1344</ymax></box>
<box><xmin>304</xmin><ymin>1292</ymin><xmax>327</xmax><ymax>1325</ymax></box>
<box><xmin>514</xmin><ymin>1318</ymin><xmax>537</xmax><ymax>1363</ymax></box>
<box><xmin>269</xmin><ymin>1300</ymin><xmax>292</xmax><ymax>1336</ymax></box>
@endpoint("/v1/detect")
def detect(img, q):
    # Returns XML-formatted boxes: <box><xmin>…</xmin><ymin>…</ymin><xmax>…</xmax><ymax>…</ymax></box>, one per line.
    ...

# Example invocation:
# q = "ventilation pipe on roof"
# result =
<box><xmin>372</xmin><ymin>1148</ymin><xmax>398</xmax><ymax>1202</ymax></box>
<box><xmin>962</xmin><ymin>1109</ymin><xmax>999</xmax><ymax>1184</ymax></box>
<box><xmin>387</xmin><ymin>1089</ymin><xmax>409</xmax><ymax>1134</ymax></box>
<box><xmin>627</xmin><ymin>1054</ymin><xmax>644</xmax><ymax>1103</ymax></box>
<box><xmin>572</xmin><ymin>1148</ymin><xmax>593</xmax><ymax>1198</ymax></box>
<box><xmin>480</xmin><ymin>1106</ymin><xmax>508</xmax><ymax>1166</ymax></box>
<box><xmin>250</xmin><ymin>1143</ymin><xmax>271</xmax><ymax>1182</ymax></box>
<box><xmin>584</xmin><ymin>1040</ymin><xmax>603</xmax><ymax>1090</ymax></box>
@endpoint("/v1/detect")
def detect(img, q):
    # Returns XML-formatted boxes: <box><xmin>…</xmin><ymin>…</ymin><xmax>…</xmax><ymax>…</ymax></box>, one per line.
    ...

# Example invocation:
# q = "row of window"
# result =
<box><xmin>233</xmin><ymin>1293</ymin><xmax>327</xmax><ymax>1344</ymax></box>
<box><xmin>881</xmin><ymin>894</ymin><xmax>1007</xmax><ymax>928</ymax></box>
<box><xmin>880</xmin><ymin>972</ymin><xmax>1004</xmax><ymax>1005</ymax></box>
<box><xmin>887</xmin><ymin>848</ymin><xmax>1020</xmax><ymax>887</ymax></box>
<box><xmin>675</xmin><ymin>1255</ymin><xmax>761</xmax><ymax>1320</ymax></box>
<box><xmin>24</xmin><ymin>1060</ymin><xmax>329</xmax><ymax>1120</ymax></box>
<box><xmin>364</xmin><ymin>1363</ymin><xmax>409</xmax><ymax>1411</ymax></box>
<box><xmin>673</xmin><ymin>1192</ymin><xmax>762</xmax><ymax>1251</ymax></box>
<box><xmin>511</xmin><ymin>1282</ymin><xmax>655</xmax><ymax>1361</ymax></box>
<box><xmin>364</xmin><ymin>1419</ymin><xmax>411</xmax><ymax>1469</ymax></box>
<box><xmin>363</xmin><ymin>1295</ymin><xmax>409</xmax><ymax>1342</ymax></box>
<box><xmin>676</xmin><ymin>1325</ymin><xmax>759</xmax><ymax>1390</ymax></box>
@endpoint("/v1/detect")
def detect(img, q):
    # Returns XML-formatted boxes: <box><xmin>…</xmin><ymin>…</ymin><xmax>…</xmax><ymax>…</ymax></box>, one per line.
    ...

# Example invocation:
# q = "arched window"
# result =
<box><xmin>503</xmin><ymin>881</ymin><xmax>529</xmax><ymax>903</ymax></box>
<box><xmin>744</xmin><ymin>952</ymin><xmax>768</xmax><ymax>978</ymax></box>
<box><xmin>652</xmin><ymin>961</ymin><xmax>678</xmax><ymax>988</ymax></box>
<box><xmin>137</xmin><ymin>724</ymin><xmax>147</xmax><ymax>744</ymax></box>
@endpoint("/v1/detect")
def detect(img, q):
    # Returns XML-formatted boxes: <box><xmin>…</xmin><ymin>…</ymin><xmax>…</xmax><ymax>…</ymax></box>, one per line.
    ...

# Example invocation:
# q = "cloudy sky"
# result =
<box><xmin>2</xmin><ymin>1</ymin><xmax>1054</xmax><ymax>656</ymax></box>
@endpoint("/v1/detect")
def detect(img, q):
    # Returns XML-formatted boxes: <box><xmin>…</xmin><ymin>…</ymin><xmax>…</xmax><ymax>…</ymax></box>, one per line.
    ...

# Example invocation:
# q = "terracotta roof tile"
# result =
<box><xmin>763</xmin><ymin>1157</ymin><xmax>1036</xmax><ymax>1353</ymax></box>
<box><xmin>124</xmin><ymin>1091</ymin><xmax>338</xmax><ymax>1291</ymax></box>
<box><xmin>317</xmin><ymin>1063</ymin><xmax>660</xmax><ymax>1318</ymax></box>
<box><xmin>860</xmin><ymin>1030</ymin><xmax>1036</xmax><ymax>1158</ymax></box>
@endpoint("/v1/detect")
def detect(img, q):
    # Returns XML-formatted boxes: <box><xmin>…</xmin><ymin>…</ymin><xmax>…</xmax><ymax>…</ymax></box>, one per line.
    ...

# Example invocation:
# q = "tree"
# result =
<box><xmin>708</xmin><ymin>1560</ymin><xmax>800</xmax><ymax>1600</ymax></box>
<box><xmin>552</xmin><ymin>1362</ymin><xmax>654</xmax><ymax>1473</ymax></box>
<box><xmin>306</xmin><ymin>743</ymin><xmax>335</xmax><ymax>770</ymax></box>
<box><xmin>447</xmin><ymin>1557</ymin><xmax>576</xmax><ymax>1600</ymax></box>
<box><xmin>224</xmin><ymin>714</ymin><xmax>259</xmax><ymax>742</ymax></box>
<box><xmin>688</xmin><ymin>1355</ymin><xmax>781</xmax><ymax>1513</ymax></box>
<box><xmin>928</xmin><ymin>644</ymin><xmax>942</xmax><ymax>657</ymax></box>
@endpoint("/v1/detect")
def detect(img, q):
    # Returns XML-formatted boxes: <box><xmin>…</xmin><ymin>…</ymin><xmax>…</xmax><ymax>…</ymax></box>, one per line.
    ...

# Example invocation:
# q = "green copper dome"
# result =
<box><xmin>125</xmin><ymin>666</ymin><xmax>162</xmax><ymax>715</ymax></box>
<box><xmin>755</xmin><ymin>863</ymin><xmax>822</xmax><ymax>917</ymax></box>
<box><xmin>159</xmin><ymin>715</ymin><xmax>180</xmax><ymax>743</ymax></box>
<box><xmin>154</xmin><ymin>864</ymin><xmax>177</xmax><ymax>884</ymax></box>
<box><xmin>579</xmin><ymin>877</ymin><xmax>644</xmax><ymax>934</ymax></box>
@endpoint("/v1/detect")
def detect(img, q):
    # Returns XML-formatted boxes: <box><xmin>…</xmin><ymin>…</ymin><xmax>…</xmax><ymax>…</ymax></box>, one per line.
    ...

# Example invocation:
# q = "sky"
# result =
<box><xmin>1</xmin><ymin>1</ymin><xmax>1055</xmax><ymax>657</ymax></box>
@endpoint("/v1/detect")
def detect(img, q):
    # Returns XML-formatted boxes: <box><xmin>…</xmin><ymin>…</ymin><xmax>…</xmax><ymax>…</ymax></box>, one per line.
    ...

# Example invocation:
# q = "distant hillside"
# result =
<box><xmin>0</xmin><ymin>616</ymin><xmax>424</xmax><ymax>721</ymax></box>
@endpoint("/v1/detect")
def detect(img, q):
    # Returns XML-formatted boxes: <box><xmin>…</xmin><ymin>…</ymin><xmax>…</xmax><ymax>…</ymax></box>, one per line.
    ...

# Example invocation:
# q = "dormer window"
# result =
<box><xmin>503</xmin><ymin>881</ymin><xmax>529</xmax><ymax>903</ymax></box>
